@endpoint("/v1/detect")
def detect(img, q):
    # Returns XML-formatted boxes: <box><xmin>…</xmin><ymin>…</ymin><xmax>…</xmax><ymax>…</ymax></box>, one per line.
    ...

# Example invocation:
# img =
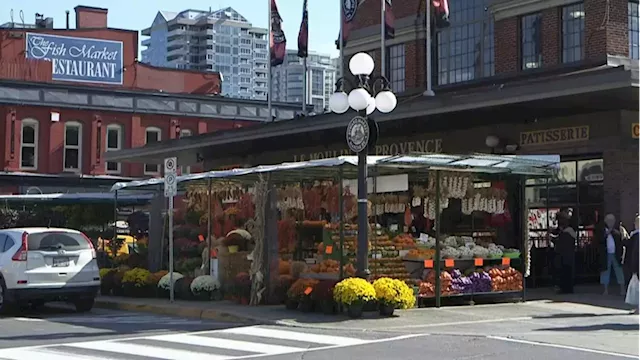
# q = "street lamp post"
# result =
<box><xmin>328</xmin><ymin>52</ymin><xmax>398</xmax><ymax>279</ymax></box>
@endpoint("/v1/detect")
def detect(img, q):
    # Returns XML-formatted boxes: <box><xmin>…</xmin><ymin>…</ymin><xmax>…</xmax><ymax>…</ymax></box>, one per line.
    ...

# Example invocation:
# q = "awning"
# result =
<box><xmin>110</xmin><ymin>154</ymin><xmax>560</xmax><ymax>191</ymax></box>
<box><xmin>0</xmin><ymin>192</ymin><xmax>155</xmax><ymax>204</ymax></box>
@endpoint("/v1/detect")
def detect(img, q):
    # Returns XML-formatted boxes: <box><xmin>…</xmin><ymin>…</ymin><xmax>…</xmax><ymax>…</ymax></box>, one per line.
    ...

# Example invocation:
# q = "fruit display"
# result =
<box><xmin>405</xmin><ymin>248</ymin><xmax>436</xmax><ymax>260</ymax></box>
<box><xmin>419</xmin><ymin>270</ymin><xmax>457</xmax><ymax>297</ymax></box>
<box><xmin>488</xmin><ymin>266</ymin><xmax>523</xmax><ymax>292</ymax></box>
<box><xmin>468</xmin><ymin>269</ymin><xmax>493</xmax><ymax>293</ymax></box>
<box><xmin>308</xmin><ymin>259</ymin><xmax>356</xmax><ymax>277</ymax></box>
<box><xmin>392</xmin><ymin>234</ymin><xmax>416</xmax><ymax>249</ymax></box>
<box><xmin>450</xmin><ymin>269</ymin><xmax>473</xmax><ymax>294</ymax></box>
<box><xmin>370</xmin><ymin>258</ymin><xmax>411</xmax><ymax>281</ymax></box>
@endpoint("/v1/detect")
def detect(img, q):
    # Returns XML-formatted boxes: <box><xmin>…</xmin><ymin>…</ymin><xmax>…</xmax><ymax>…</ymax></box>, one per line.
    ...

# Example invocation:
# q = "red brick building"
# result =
<box><xmin>0</xmin><ymin>6</ymin><xmax>304</xmax><ymax>194</ymax></box>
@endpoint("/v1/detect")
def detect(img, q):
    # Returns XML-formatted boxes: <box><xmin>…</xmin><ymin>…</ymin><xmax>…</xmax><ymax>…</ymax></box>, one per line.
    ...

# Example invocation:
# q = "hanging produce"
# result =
<box><xmin>302</xmin><ymin>186</ymin><xmax>322</xmax><ymax>219</ymax></box>
<box><xmin>277</xmin><ymin>219</ymin><xmax>297</xmax><ymax>253</ymax></box>
<box><xmin>277</xmin><ymin>185</ymin><xmax>305</xmax><ymax>212</ymax></box>
<box><xmin>238</xmin><ymin>192</ymin><xmax>255</xmax><ymax>220</ymax></box>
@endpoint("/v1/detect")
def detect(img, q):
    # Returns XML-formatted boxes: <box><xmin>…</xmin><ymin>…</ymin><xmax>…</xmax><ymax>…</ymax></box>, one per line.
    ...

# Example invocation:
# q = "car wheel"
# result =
<box><xmin>0</xmin><ymin>278</ymin><xmax>11</xmax><ymax>315</ymax></box>
<box><xmin>73</xmin><ymin>297</ymin><xmax>95</xmax><ymax>313</ymax></box>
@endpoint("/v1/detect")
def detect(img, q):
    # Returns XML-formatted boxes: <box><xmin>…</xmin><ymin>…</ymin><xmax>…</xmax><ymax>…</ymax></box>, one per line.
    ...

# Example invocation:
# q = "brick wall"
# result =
<box><xmin>495</xmin><ymin>18</ymin><xmax>519</xmax><ymax>74</ymax></box>
<box><xmin>75</xmin><ymin>6</ymin><xmax>108</xmax><ymax>29</ymax></box>
<box><xmin>585</xmin><ymin>0</ymin><xmax>630</xmax><ymax>61</ymax></box>
<box><xmin>603</xmin><ymin>149</ymin><xmax>639</xmax><ymax>227</ymax></box>
<box><xmin>541</xmin><ymin>8</ymin><xmax>560</xmax><ymax>67</ymax></box>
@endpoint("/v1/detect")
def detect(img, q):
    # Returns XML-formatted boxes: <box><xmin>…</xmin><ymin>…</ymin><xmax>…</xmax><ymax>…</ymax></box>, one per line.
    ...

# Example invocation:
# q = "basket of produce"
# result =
<box><xmin>502</xmin><ymin>250</ymin><xmax>521</xmax><ymax>259</ymax></box>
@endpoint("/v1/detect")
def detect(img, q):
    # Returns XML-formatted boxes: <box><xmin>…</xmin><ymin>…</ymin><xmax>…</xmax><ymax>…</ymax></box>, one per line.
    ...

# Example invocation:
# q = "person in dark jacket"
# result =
<box><xmin>598</xmin><ymin>214</ymin><xmax>626</xmax><ymax>296</ymax></box>
<box><xmin>627</xmin><ymin>215</ymin><xmax>640</xmax><ymax>314</ymax></box>
<box><xmin>553</xmin><ymin>211</ymin><xmax>576</xmax><ymax>294</ymax></box>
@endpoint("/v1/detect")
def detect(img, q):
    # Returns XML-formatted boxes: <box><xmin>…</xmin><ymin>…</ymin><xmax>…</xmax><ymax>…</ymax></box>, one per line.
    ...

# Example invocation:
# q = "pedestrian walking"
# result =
<box><xmin>598</xmin><ymin>214</ymin><xmax>626</xmax><ymax>296</ymax></box>
<box><xmin>552</xmin><ymin>210</ymin><xmax>576</xmax><ymax>294</ymax></box>
<box><xmin>624</xmin><ymin>215</ymin><xmax>639</xmax><ymax>313</ymax></box>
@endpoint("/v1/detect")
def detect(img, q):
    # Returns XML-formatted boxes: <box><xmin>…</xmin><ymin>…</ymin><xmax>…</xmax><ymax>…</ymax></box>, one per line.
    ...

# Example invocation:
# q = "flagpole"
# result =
<box><xmin>339</xmin><ymin>0</ymin><xmax>344</xmax><ymax>79</ymax></box>
<box><xmin>381</xmin><ymin>0</ymin><xmax>386</xmax><ymax>78</ymax></box>
<box><xmin>424</xmin><ymin>0</ymin><xmax>435</xmax><ymax>96</ymax></box>
<box><xmin>268</xmin><ymin>0</ymin><xmax>274</xmax><ymax>121</ymax></box>
<box><xmin>302</xmin><ymin>57</ymin><xmax>307</xmax><ymax>114</ymax></box>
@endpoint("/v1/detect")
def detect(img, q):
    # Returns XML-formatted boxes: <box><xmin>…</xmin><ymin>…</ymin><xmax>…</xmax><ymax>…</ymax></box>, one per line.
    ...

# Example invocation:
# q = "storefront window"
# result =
<box><xmin>526</xmin><ymin>158</ymin><xmax>604</xmax><ymax>250</ymax></box>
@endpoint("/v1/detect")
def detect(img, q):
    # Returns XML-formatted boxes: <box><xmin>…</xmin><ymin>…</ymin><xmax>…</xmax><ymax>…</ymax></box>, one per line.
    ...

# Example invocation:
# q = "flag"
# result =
<box><xmin>385</xmin><ymin>0</ymin><xmax>395</xmax><ymax>39</ymax></box>
<box><xmin>335</xmin><ymin>0</ymin><xmax>360</xmax><ymax>49</ymax></box>
<box><xmin>270</xmin><ymin>0</ymin><xmax>286</xmax><ymax>66</ymax></box>
<box><xmin>297</xmin><ymin>0</ymin><xmax>309</xmax><ymax>58</ymax></box>
<box><xmin>432</xmin><ymin>0</ymin><xmax>450</xmax><ymax>28</ymax></box>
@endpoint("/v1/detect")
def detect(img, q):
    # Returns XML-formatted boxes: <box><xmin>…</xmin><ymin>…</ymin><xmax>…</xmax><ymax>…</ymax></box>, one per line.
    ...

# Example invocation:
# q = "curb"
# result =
<box><xmin>94</xmin><ymin>300</ymin><xmax>275</xmax><ymax>325</ymax></box>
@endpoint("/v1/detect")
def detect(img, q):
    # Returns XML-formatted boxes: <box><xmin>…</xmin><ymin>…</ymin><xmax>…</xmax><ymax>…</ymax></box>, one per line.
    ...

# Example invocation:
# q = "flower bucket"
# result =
<box><xmin>228</xmin><ymin>245</ymin><xmax>239</xmax><ymax>253</ymax></box>
<box><xmin>379</xmin><ymin>304</ymin><xmax>395</xmax><ymax>317</ymax></box>
<box><xmin>320</xmin><ymin>300</ymin><xmax>336</xmax><ymax>315</ymax></box>
<box><xmin>299</xmin><ymin>298</ymin><xmax>314</xmax><ymax>313</ymax></box>
<box><xmin>347</xmin><ymin>304</ymin><xmax>364</xmax><ymax>319</ymax></box>
<box><xmin>240</xmin><ymin>297</ymin><xmax>249</xmax><ymax>305</ymax></box>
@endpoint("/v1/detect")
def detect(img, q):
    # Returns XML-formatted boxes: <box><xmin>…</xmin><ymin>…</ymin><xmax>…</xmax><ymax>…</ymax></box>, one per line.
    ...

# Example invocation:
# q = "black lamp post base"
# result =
<box><xmin>356</xmin><ymin>268</ymin><xmax>371</xmax><ymax>280</ymax></box>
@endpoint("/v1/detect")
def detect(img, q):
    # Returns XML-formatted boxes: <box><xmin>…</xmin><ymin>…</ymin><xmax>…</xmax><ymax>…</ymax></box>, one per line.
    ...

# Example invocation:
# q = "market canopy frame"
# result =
<box><xmin>109</xmin><ymin>153</ymin><xmax>560</xmax><ymax>192</ymax></box>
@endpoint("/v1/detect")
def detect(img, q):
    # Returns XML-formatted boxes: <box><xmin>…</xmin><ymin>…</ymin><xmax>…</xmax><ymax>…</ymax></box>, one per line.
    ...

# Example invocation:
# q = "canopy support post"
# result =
<box><xmin>434</xmin><ymin>170</ymin><xmax>442</xmax><ymax>308</ymax></box>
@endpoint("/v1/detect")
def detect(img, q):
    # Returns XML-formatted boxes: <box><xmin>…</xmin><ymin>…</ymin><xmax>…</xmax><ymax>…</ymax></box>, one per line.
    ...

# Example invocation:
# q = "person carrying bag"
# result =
<box><xmin>624</xmin><ymin>215</ymin><xmax>639</xmax><ymax>313</ymax></box>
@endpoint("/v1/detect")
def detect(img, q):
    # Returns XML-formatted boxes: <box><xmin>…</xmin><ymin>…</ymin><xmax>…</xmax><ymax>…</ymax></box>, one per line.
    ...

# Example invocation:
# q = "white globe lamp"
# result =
<box><xmin>365</xmin><ymin>96</ymin><xmax>376</xmax><ymax>115</ymax></box>
<box><xmin>485</xmin><ymin>135</ymin><xmax>500</xmax><ymax>148</ymax></box>
<box><xmin>329</xmin><ymin>91</ymin><xmax>349</xmax><ymax>114</ymax></box>
<box><xmin>348</xmin><ymin>88</ymin><xmax>370</xmax><ymax>111</ymax></box>
<box><xmin>349</xmin><ymin>52</ymin><xmax>375</xmax><ymax>76</ymax></box>
<box><xmin>374</xmin><ymin>91</ymin><xmax>397</xmax><ymax>113</ymax></box>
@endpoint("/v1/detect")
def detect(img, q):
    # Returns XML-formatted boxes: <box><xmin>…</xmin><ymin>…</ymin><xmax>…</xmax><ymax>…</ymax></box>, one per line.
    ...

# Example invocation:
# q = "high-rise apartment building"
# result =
<box><xmin>272</xmin><ymin>50</ymin><xmax>337</xmax><ymax>114</ymax></box>
<box><xmin>141</xmin><ymin>8</ymin><xmax>269</xmax><ymax>100</ymax></box>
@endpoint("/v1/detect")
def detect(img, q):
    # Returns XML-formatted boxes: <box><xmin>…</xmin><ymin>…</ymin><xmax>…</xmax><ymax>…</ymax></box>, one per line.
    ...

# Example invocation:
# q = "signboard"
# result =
<box><xmin>520</xmin><ymin>126</ymin><xmax>589</xmax><ymax>146</ymax></box>
<box><xmin>164</xmin><ymin>157</ymin><xmax>177</xmax><ymax>197</ymax></box>
<box><xmin>25</xmin><ymin>33</ymin><xmax>123</xmax><ymax>85</ymax></box>
<box><xmin>346</xmin><ymin>116</ymin><xmax>370</xmax><ymax>153</ymax></box>
<box><xmin>292</xmin><ymin>138</ymin><xmax>443</xmax><ymax>162</ymax></box>
<box><xmin>632</xmin><ymin>123</ymin><xmax>639</xmax><ymax>139</ymax></box>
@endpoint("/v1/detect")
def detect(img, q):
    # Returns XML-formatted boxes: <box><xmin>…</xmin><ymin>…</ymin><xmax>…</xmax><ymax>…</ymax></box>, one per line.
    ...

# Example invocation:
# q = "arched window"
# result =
<box><xmin>20</xmin><ymin>119</ymin><xmax>39</xmax><ymax>170</ymax></box>
<box><xmin>64</xmin><ymin>121</ymin><xmax>83</xmax><ymax>172</ymax></box>
<box><xmin>180</xmin><ymin>129</ymin><xmax>192</xmax><ymax>175</ymax></box>
<box><xmin>105</xmin><ymin>124</ymin><xmax>123</xmax><ymax>174</ymax></box>
<box><xmin>144</xmin><ymin>127</ymin><xmax>162</xmax><ymax>175</ymax></box>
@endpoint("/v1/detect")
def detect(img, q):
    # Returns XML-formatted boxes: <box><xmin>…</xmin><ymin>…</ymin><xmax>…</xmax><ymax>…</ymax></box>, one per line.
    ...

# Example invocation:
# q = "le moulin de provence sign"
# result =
<box><xmin>25</xmin><ymin>33</ymin><xmax>123</xmax><ymax>85</ymax></box>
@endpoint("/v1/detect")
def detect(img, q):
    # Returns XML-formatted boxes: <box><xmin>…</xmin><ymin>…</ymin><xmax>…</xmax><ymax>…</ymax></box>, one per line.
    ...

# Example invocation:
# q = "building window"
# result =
<box><xmin>521</xmin><ymin>13</ymin><xmax>542</xmax><ymax>69</ymax></box>
<box><xmin>144</xmin><ymin>127</ymin><xmax>161</xmax><ymax>175</ymax></box>
<box><xmin>436</xmin><ymin>0</ymin><xmax>494</xmax><ymax>85</ymax></box>
<box><xmin>387</xmin><ymin>44</ymin><xmax>405</xmax><ymax>93</ymax></box>
<box><xmin>105</xmin><ymin>124</ymin><xmax>122</xmax><ymax>174</ymax></box>
<box><xmin>562</xmin><ymin>3</ymin><xmax>585</xmax><ymax>63</ymax></box>
<box><xmin>63</xmin><ymin>121</ymin><xmax>82</xmax><ymax>172</ymax></box>
<box><xmin>20</xmin><ymin>119</ymin><xmax>38</xmax><ymax>170</ymax></box>
<box><xmin>630</xmin><ymin>1</ymin><xmax>639</xmax><ymax>60</ymax></box>
<box><xmin>179</xmin><ymin>129</ymin><xmax>192</xmax><ymax>175</ymax></box>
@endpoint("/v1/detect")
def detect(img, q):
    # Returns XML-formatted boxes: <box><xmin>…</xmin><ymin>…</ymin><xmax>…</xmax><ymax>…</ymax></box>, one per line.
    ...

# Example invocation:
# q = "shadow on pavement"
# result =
<box><xmin>0</xmin><ymin>331</ymin><xmax>115</xmax><ymax>341</ymax></box>
<box><xmin>525</xmin><ymin>285</ymin><xmax>633</xmax><ymax>311</ymax></box>
<box><xmin>532</xmin><ymin>312</ymin><xmax>633</xmax><ymax>319</ymax></box>
<box><xmin>535</xmin><ymin>322</ymin><xmax>639</xmax><ymax>332</ymax></box>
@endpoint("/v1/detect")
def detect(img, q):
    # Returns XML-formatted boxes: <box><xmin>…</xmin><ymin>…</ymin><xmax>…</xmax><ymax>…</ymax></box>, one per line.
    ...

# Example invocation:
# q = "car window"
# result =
<box><xmin>27</xmin><ymin>232</ymin><xmax>89</xmax><ymax>251</ymax></box>
<box><xmin>3</xmin><ymin>236</ymin><xmax>14</xmax><ymax>252</ymax></box>
<box><xmin>0</xmin><ymin>234</ymin><xmax>6</xmax><ymax>253</ymax></box>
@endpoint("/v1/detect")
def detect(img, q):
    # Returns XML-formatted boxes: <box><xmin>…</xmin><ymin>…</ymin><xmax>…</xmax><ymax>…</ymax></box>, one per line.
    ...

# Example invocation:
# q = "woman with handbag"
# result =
<box><xmin>598</xmin><ymin>214</ymin><xmax>626</xmax><ymax>296</ymax></box>
<box><xmin>624</xmin><ymin>215</ymin><xmax>639</xmax><ymax>313</ymax></box>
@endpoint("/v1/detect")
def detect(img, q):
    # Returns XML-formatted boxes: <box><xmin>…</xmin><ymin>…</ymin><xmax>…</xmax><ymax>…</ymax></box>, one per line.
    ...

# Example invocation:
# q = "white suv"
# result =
<box><xmin>0</xmin><ymin>228</ymin><xmax>100</xmax><ymax>313</ymax></box>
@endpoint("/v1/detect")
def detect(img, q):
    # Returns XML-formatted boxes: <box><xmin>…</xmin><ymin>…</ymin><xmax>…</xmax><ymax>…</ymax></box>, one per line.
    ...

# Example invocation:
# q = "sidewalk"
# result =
<box><xmin>95</xmin><ymin>284</ymin><xmax>636</xmax><ymax>331</ymax></box>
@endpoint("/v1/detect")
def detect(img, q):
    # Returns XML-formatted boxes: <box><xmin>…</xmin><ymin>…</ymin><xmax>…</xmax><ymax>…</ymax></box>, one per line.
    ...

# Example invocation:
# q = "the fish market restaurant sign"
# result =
<box><xmin>26</xmin><ymin>33</ymin><xmax>123</xmax><ymax>85</ymax></box>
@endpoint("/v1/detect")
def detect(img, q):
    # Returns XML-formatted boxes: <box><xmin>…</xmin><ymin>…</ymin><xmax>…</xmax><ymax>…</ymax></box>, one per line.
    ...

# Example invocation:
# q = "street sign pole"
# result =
<box><xmin>164</xmin><ymin>157</ymin><xmax>178</xmax><ymax>303</ymax></box>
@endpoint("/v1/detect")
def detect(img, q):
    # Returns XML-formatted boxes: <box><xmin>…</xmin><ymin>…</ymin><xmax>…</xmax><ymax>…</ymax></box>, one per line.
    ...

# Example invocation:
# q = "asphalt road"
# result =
<box><xmin>0</xmin><ymin>304</ymin><xmax>636</xmax><ymax>360</ymax></box>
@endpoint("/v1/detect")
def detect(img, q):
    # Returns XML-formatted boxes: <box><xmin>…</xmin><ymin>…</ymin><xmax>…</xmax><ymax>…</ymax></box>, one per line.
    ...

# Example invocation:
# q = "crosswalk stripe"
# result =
<box><xmin>0</xmin><ymin>348</ymin><xmax>101</xmax><ymax>360</ymax></box>
<box><xmin>151</xmin><ymin>333</ymin><xmax>306</xmax><ymax>355</ymax></box>
<box><xmin>65</xmin><ymin>341</ymin><xmax>229</xmax><ymax>360</ymax></box>
<box><xmin>219</xmin><ymin>326</ymin><xmax>368</xmax><ymax>346</ymax></box>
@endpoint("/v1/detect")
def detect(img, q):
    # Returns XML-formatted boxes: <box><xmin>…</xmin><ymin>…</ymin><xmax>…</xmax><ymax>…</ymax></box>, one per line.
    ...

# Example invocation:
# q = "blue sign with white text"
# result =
<box><xmin>26</xmin><ymin>33</ymin><xmax>124</xmax><ymax>85</ymax></box>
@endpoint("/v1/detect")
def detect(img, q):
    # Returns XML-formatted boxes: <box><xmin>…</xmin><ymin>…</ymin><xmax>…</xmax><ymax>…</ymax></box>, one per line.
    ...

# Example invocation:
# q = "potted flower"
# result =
<box><xmin>190</xmin><ymin>275</ymin><xmax>222</xmax><ymax>301</ymax></box>
<box><xmin>233</xmin><ymin>272</ymin><xmax>251</xmax><ymax>304</ymax></box>
<box><xmin>372</xmin><ymin>278</ymin><xmax>416</xmax><ymax>316</ymax></box>
<box><xmin>333</xmin><ymin>278</ymin><xmax>376</xmax><ymax>318</ymax></box>
<box><xmin>275</xmin><ymin>274</ymin><xmax>294</xmax><ymax>304</ymax></box>
<box><xmin>157</xmin><ymin>272</ymin><xmax>183</xmax><ymax>298</ymax></box>
<box><xmin>99</xmin><ymin>268</ymin><xmax>116</xmax><ymax>296</ymax></box>
<box><xmin>311</xmin><ymin>280</ymin><xmax>338</xmax><ymax>315</ymax></box>
<box><xmin>121</xmin><ymin>268</ymin><xmax>152</xmax><ymax>297</ymax></box>
<box><xmin>111</xmin><ymin>267</ymin><xmax>129</xmax><ymax>296</ymax></box>
<box><xmin>286</xmin><ymin>278</ymin><xmax>318</xmax><ymax>311</ymax></box>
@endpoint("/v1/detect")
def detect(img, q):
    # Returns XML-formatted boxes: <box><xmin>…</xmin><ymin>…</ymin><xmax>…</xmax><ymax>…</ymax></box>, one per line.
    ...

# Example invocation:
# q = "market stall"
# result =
<box><xmin>110</xmin><ymin>153</ymin><xmax>558</xmax><ymax>307</ymax></box>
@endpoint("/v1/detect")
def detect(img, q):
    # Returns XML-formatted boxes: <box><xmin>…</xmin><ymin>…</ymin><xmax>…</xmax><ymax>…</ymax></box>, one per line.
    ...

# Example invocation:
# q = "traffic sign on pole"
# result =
<box><xmin>164</xmin><ymin>157</ymin><xmax>177</xmax><ymax>303</ymax></box>
<box><xmin>164</xmin><ymin>157</ymin><xmax>177</xmax><ymax>198</ymax></box>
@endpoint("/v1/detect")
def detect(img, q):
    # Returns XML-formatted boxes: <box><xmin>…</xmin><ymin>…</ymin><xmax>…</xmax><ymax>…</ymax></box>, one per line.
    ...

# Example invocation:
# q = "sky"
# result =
<box><xmin>1</xmin><ymin>0</ymin><xmax>341</xmax><ymax>57</ymax></box>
